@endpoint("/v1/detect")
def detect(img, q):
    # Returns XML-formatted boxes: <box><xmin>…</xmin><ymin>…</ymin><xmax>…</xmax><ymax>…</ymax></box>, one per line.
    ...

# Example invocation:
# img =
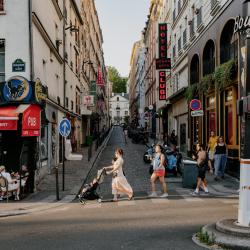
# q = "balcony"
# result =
<box><xmin>178</xmin><ymin>0</ymin><xmax>181</xmax><ymax>14</ymax></box>
<box><xmin>210</xmin><ymin>0</ymin><xmax>220</xmax><ymax>16</ymax></box>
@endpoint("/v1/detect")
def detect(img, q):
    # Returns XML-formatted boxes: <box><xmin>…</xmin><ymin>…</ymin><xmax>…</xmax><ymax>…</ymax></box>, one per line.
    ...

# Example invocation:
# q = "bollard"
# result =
<box><xmin>55</xmin><ymin>165</ymin><xmax>60</xmax><ymax>200</ymax></box>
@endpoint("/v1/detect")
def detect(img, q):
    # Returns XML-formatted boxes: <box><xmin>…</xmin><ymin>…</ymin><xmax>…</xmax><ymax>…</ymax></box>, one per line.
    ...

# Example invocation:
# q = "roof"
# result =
<box><xmin>111</xmin><ymin>93</ymin><xmax>129</xmax><ymax>100</ymax></box>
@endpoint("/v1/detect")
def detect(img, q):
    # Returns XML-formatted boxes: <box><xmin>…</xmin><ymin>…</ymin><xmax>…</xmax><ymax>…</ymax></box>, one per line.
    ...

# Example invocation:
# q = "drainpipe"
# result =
<box><xmin>28</xmin><ymin>0</ymin><xmax>34</xmax><ymax>81</ymax></box>
<box><xmin>63</xmin><ymin>0</ymin><xmax>66</xmax><ymax>108</ymax></box>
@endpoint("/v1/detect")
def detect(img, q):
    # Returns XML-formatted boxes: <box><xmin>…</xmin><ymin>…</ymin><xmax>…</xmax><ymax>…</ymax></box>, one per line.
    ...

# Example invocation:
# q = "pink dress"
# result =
<box><xmin>112</xmin><ymin>157</ymin><xmax>133</xmax><ymax>196</ymax></box>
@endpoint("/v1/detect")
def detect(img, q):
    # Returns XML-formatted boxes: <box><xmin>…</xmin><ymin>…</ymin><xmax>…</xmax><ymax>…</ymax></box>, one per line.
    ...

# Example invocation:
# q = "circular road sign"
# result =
<box><xmin>59</xmin><ymin>118</ymin><xmax>71</xmax><ymax>137</ymax></box>
<box><xmin>189</xmin><ymin>99</ymin><xmax>202</xmax><ymax>111</ymax></box>
<box><xmin>148</xmin><ymin>105</ymin><xmax>154</xmax><ymax>111</ymax></box>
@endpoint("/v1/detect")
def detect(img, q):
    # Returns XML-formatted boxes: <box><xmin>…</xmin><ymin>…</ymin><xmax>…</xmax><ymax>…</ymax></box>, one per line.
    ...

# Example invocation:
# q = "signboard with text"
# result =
<box><xmin>159</xmin><ymin>71</ymin><xmax>166</xmax><ymax>100</ymax></box>
<box><xmin>156</xmin><ymin>23</ymin><xmax>171</xmax><ymax>70</ymax></box>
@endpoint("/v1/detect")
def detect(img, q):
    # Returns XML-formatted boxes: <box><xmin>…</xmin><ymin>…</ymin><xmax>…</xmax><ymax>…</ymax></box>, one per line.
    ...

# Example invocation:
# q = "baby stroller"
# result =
<box><xmin>78</xmin><ymin>168</ymin><xmax>106</xmax><ymax>205</ymax></box>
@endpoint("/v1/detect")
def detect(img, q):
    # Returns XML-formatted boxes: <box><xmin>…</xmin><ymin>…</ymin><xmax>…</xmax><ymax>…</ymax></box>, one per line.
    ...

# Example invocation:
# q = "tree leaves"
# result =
<box><xmin>108</xmin><ymin>66</ymin><xmax>128</xmax><ymax>93</ymax></box>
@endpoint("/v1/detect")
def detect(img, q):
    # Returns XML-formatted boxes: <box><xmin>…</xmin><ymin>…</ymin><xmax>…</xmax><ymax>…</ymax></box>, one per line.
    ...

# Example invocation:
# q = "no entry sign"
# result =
<box><xmin>189</xmin><ymin>99</ymin><xmax>202</xmax><ymax>111</ymax></box>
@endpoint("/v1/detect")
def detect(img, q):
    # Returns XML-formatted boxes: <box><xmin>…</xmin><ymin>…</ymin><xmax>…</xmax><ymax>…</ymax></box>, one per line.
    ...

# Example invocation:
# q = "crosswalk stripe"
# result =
<box><xmin>117</xmin><ymin>200</ymin><xmax>136</xmax><ymax>206</ymax></box>
<box><xmin>183</xmin><ymin>197</ymin><xmax>203</xmax><ymax>202</ymax></box>
<box><xmin>150</xmin><ymin>198</ymin><xmax>169</xmax><ymax>204</ymax></box>
<box><xmin>220</xmin><ymin>199</ymin><xmax>239</xmax><ymax>204</ymax></box>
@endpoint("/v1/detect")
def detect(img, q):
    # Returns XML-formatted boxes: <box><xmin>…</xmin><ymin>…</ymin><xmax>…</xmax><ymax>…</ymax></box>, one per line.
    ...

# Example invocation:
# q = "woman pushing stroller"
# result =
<box><xmin>104</xmin><ymin>148</ymin><xmax>133</xmax><ymax>202</ymax></box>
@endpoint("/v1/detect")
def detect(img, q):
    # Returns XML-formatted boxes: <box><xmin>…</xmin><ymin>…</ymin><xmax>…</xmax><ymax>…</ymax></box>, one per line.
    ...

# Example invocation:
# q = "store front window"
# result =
<box><xmin>206</xmin><ymin>95</ymin><xmax>216</xmax><ymax>140</ymax></box>
<box><xmin>40</xmin><ymin>125</ymin><xmax>48</xmax><ymax>160</ymax></box>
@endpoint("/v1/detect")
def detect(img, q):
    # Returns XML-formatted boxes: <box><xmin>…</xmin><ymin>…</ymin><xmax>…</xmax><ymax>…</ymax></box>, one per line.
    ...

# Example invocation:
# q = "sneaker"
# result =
<box><xmin>160</xmin><ymin>193</ymin><xmax>168</xmax><ymax>198</ymax></box>
<box><xmin>148</xmin><ymin>192</ymin><xmax>158</xmax><ymax>198</ymax></box>
<box><xmin>14</xmin><ymin>195</ymin><xmax>20</xmax><ymax>201</ymax></box>
<box><xmin>204</xmin><ymin>191</ymin><xmax>209</xmax><ymax>195</ymax></box>
<box><xmin>214</xmin><ymin>177</ymin><xmax>220</xmax><ymax>181</ymax></box>
<box><xmin>191</xmin><ymin>191</ymin><xmax>199</xmax><ymax>196</ymax></box>
<box><xmin>0</xmin><ymin>196</ymin><xmax>3</xmax><ymax>201</ymax></box>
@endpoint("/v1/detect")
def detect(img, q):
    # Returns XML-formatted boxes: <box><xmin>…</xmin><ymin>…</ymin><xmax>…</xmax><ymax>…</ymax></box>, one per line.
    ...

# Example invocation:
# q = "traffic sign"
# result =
<box><xmin>149</xmin><ymin>105</ymin><xmax>154</xmax><ymax>110</ymax></box>
<box><xmin>59</xmin><ymin>118</ymin><xmax>71</xmax><ymax>137</ymax></box>
<box><xmin>189</xmin><ymin>99</ymin><xmax>202</xmax><ymax>111</ymax></box>
<box><xmin>191</xmin><ymin>110</ymin><xmax>204</xmax><ymax>117</ymax></box>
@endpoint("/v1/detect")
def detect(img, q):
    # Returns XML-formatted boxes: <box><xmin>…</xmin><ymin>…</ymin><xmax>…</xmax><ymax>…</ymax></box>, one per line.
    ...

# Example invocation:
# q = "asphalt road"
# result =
<box><xmin>0</xmin><ymin>126</ymin><xmax>237</xmax><ymax>250</ymax></box>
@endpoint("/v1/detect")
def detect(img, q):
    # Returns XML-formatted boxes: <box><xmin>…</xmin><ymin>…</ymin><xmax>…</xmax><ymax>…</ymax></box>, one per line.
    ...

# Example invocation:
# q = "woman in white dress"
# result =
<box><xmin>105</xmin><ymin>148</ymin><xmax>133</xmax><ymax>201</ymax></box>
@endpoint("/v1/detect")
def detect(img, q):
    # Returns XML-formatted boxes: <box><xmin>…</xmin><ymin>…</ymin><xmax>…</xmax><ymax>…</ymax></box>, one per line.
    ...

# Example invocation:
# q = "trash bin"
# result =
<box><xmin>86</xmin><ymin>135</ymin><xmax>93</xmax><ymax>146</ymax></box>
<box><xmin>182</xmin><ymin>159</ymin><xmax>198</xmax><ymax>188</ymax></box>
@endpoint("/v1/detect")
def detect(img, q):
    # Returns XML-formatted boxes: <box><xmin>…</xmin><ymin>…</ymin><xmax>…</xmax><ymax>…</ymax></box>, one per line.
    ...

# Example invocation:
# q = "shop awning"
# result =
<box><xmin>0</xmin><ymin>106</ymin><xmax>19</xmax><ymax>130</ymax></box>
<box><xmin>0</xmin><ymin>105</ymin><xmax>41</xmax><ymax>136</ymax></box>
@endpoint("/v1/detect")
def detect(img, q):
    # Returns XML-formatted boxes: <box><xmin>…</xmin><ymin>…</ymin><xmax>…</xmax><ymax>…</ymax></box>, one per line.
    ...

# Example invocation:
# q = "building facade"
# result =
<box><xmin>0</xmin><ymin>0</ymin><xmax>107</xmax><ymax>190</ymax></box>
<box><xmin>109</xmin><ymin>93</ymin><xmax>129</xmax><ymax>125</ymax></box>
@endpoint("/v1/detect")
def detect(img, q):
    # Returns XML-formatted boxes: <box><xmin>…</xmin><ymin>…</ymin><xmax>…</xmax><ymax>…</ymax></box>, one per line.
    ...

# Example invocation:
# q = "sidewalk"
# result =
<box><xmin>0</xmin><ymin>128</ymin><xmax>113</xmax><ymax>217</ymax></box>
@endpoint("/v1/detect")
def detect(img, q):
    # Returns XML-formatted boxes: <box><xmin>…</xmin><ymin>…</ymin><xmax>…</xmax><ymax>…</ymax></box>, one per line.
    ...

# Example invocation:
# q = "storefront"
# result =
<box><xmin>0</xmin><ymin>76</ymin><xmax>47</xmax><ymax>192</ymax></box>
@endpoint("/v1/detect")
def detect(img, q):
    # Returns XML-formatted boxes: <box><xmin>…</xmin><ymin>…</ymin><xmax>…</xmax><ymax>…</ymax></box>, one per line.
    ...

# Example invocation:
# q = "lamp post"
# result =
<box><xmin>237</xmin><ymin>0</ymin><xmax>250</xmax><ymax>227</ymax></box>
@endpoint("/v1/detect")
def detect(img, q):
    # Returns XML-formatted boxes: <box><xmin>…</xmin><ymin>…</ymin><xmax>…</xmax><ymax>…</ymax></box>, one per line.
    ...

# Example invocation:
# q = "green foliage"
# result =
<box><xmin>214</xmin><ymin>60</ymin><xmax>237</xmax><ymax>90</ymax></box>
<box><xmin>198</xmin><ymin>74</ymin><xmax>215</xmax><ymax>94</ymax></box>
<box><xmin>108</xmin><ymin>66</ymin><xmax>128</xmax><ymax>93</ymax></box>
<box><xmin>197</xmin><ymin>228</ymin><xmax>215</xmax><ymax>246</ymax></box>
<box><xmin>184</xmin><ymin>83</ymin><xmax>198</xmax><ymax>101</ymax></box>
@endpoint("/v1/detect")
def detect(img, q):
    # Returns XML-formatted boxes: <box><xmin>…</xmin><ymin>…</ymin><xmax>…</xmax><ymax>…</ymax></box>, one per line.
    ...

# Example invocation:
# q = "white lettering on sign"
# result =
<box><xmin>0</xmin><ymin>123</ymin><xmax>8</xmax><ymax>127</ymax></box>
<box><xmin>28</xmin><ymin>117</ymin><xmax>37</xmax><ymax>127</ymax></box>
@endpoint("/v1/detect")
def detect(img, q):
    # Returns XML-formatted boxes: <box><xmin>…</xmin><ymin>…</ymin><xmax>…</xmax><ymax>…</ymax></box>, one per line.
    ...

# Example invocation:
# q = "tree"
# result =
<box><xmin>108</xmin><ymin>66</ymin><xmax>127</xmax><ymax>93</ymax></box>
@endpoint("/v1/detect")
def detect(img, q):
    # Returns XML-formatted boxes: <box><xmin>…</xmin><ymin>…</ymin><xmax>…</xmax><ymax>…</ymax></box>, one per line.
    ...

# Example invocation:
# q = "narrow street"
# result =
<box><xmin>0</xmin><ymin>127</ymin><xmax>238</xmax><ymax>250</ymax></box>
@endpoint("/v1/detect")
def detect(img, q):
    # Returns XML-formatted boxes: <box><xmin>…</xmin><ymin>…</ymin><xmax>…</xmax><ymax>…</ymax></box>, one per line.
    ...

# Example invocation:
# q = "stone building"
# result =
<box><xmin>0</xmin><ymin>0</ymin><xmax>107</xmax><ymax>190</ymax></box>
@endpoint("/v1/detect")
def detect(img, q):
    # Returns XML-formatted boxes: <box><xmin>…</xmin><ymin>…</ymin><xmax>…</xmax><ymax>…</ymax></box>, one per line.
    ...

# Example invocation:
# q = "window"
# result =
<box><xmin>0</xmin><ymin>0</ymin><xmax>4</xmax><ymax>11</ymax></box>
<box><xmin>0</xmin><ymin>39</ymin><xmax>5</xmax><ymax>82</ymax></box>
<box><xmin>125</xmin><ymin>111</ymin><xmax>128</xmax><ymax>116</ymax></box>
<box><xmin>40</xmin><ymin>126</ymin><xmax>48</xmax><ymax>160</ymax></box>
<box><xmin>71</xmin><ymin>101</ymin><xmax>74</xmax><ymax>111</ymax></box>
<box><xmin>65</xmin><ymin>97</ymin><xmax>69</xmax><ymax>108</ymax></box>
<box><xmin>117</xmin><ymin>97</ymin><xmax>119</xmax><ymax>101</ymax></box>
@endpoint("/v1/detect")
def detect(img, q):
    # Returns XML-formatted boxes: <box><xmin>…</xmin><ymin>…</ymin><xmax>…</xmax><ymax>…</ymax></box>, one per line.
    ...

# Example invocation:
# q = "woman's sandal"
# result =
<box><xmin>128</xmin><ymin>195</ymin><xmax>134</xmax><ymax>201</ymax></box>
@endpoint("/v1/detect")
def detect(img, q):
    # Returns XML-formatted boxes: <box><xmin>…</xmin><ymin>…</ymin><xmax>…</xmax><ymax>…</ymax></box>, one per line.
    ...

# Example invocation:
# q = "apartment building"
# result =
<box><xmin>0</xmin><ymin>0</ymin><xmax>107</xmax><ymax>190</ymax></box>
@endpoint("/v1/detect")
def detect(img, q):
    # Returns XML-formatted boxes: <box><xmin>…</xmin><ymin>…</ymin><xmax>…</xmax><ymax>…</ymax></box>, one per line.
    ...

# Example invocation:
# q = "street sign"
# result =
<box><xmin>191</xmin><ymin>110</ymin><xmax>204</xmax><ymax>117</ymax></box>
<box><xmin>189</xmin><ymin>99</ymin><xmax>202</xmax><ymax>111</ymax></box>
<box><xmin>59</xmin><ymin>118</ymin><xmax>71</xmax><ymax>137</ymax></box>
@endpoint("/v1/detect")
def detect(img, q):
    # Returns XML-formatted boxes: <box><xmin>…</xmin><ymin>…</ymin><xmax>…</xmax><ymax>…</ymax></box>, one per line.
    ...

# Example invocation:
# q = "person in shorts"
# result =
<box><xmin>192</xmin><ymin>144</ymin><xmax>209</xmax><ymax>195</ymax></box>
<box><xmin>148</xmin><ymin>145</ymin><xmax>168</xmax><ymax>198</ymax></box>
<box><xmin>207</xmin><ymin>131</ymin><xmax>218</xmax><ymax>174</ymax></box>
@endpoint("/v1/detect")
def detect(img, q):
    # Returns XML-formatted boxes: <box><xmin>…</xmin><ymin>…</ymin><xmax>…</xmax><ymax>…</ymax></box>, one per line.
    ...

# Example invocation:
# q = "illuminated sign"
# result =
<box><xmin>159</xmin><ymin>71</ymin><xmax>166</xmax><ymax>100</ymax></box>
<box><xmin>157</xmin><ymin>23</ymin><xmax>171</xmax><ymax>70</ymax></box>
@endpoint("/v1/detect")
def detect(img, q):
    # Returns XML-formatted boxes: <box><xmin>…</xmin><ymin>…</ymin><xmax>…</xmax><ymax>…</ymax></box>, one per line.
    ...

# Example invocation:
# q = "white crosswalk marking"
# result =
<box><xmin>220</xmin><ymin>199</ymin><xmax>238</xmax><ymax>204</ymax></box>
<box><xmin>151</xmin><ymin>198</ymin><xmax>169</xmax><ymax>204</ymax></box>
<box><xmin>183</xmin><ymin>197</ymin><xmax>203</xmax><ymax>202</ymax></box>
<box><xmin>118</xmin><ymin>200</ymin><xmax>136</xmax><ymax>206</ymax></box>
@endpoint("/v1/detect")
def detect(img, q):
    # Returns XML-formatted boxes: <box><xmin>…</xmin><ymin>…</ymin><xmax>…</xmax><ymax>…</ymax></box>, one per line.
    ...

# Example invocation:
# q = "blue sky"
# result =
<box><xmin>95</xmin><ymin>0</ymin><xmax>150</xmax><ymax>77</ymax></box>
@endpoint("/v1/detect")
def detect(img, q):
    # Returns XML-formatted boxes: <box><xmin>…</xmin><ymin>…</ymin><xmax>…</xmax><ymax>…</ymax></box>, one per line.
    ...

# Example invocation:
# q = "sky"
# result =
<box><xmin>95</xmin><ymin>0</ymin><xmax>150</xmax><ymax>77</ymax></box>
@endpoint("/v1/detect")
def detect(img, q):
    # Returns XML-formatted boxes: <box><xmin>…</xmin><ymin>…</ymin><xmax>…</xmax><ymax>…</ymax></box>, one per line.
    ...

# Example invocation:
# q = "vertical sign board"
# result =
<box><xmin>158</xmin><ymin>23</ymin><xmax>168</xmax><ymax>59</ymax></box>
<box><xmin>159</xmin><ymin>71</ymin><xmax>166</xmax><ymax>100</ymax></box>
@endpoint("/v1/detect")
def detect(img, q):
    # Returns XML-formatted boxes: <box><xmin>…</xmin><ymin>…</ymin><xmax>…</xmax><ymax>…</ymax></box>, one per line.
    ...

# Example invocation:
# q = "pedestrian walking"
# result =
<box><xmin>207</xmin><ymin>131</ymin><xmax>218</xmax><ymax>174</ymax></box>
<box><xmin>214</xmin><ymin>136</ymin><xmax>228</xmax><ymax>181</ymax></box>
<box><xmin>170</xmin><ymin>130</ymin><xmax>177</xmax><ymax>150</ymax></box>
<box><xmin>123</xmin><ymin>126</ymin><xmax>128</xmax><ymax>144</ymax></box>
<box><xmin>148</xmin><ymin>145</ymin><xmax>168</xmax><ymax>198</ymax></box>
<box><xmin>105</xmin><ymin>148</ymin><xmax>133</xmax><ymax>201</ymax></box>
<box><xmin>191</xmin><ymin>144</ymin><xmax>209</xmax><ymax>195</ymax></box>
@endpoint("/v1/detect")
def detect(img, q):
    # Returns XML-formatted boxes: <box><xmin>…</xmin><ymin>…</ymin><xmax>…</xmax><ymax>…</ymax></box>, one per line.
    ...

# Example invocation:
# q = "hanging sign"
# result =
<box><xmin>156</xmin><ymin>23</ymin><xmax>171</xmax><ymax>70</ymax></box>
<box><xmin>159</xmin><ymin>71</ymin><xmax>166</xmax><ymax>100</ymax></box>
<box><xmin>191</xmin><ymin>110</ymin><xmax>204</xmax><ymax>117</ymax></box>
<box><xmin>83</xmin><ymin>95</ymin><xmax>94</xmax><ymax>107</ymax></box>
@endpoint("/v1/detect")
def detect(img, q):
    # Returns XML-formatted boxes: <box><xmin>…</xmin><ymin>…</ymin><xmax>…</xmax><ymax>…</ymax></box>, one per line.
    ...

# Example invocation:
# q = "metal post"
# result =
<box><xmin>55</xmin><ymin>144</ymin><xmax>59</xmax><ymax>200</ymax></box>
<box><xmin>62</xmin><ymin>136</ymin><xmax>65</xmax><ymax>191</ymax></box>
<box><xmin>237</xmin><ymin>0</ymin><xmax>250</xmax><ymax>226</ymax></box>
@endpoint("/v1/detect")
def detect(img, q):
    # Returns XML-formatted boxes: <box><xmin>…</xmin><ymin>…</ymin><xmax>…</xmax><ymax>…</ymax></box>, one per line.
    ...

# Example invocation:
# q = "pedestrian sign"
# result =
<box><xmin>59</xmin><ymin>118</ymin><xmax>71</xmax><ymax>137</ymax></box>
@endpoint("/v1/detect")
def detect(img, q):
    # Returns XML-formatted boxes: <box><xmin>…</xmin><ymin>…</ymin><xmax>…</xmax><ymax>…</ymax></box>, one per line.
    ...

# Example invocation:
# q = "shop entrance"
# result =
<box><xmin>0</xmin><ymin>130</ymin><xmax>37</xmax><ymax>192</ymax></box>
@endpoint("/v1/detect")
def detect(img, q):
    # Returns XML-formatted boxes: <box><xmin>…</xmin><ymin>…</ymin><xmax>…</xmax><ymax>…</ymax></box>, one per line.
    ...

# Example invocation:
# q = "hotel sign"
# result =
<box><xmin>156</xmin><ymin>23</ymin><xmax>171</xmax><ymax>70</ymax></box>
<box><xmin>159</xmin><ymin>71</ymin><xmax>166</xmax><ymax>100</ymax></box>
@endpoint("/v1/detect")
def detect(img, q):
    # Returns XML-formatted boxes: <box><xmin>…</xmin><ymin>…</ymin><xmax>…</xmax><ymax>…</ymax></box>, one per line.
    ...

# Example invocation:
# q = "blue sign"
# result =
<box><xmin>189</xmin><ymin>99</ymin><xmax>202</xmax><ymax>111</ymax></box>
<box><xmin>59</xmin><ymin>118</ymin><xmax>71</xmax><ymax>137</ymax></box>
<box><xmin>3</xmin><ymin>76</ymin><xmax>32</xmax><ymax>102</ymax></box>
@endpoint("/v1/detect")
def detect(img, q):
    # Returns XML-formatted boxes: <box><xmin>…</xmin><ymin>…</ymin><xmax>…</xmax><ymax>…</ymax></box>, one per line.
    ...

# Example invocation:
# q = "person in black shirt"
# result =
<box><xmin>214</xmin><ymin>136</ymin><xmax>227</xmax><ymax>181</ymax></box>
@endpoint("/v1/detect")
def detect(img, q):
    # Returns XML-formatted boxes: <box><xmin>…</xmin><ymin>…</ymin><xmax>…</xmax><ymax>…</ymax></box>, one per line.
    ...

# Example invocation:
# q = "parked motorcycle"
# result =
<box><xmin>143</xmin><ymin>143</ymin><xmax>155</xmax><ymax>163</ymax></box>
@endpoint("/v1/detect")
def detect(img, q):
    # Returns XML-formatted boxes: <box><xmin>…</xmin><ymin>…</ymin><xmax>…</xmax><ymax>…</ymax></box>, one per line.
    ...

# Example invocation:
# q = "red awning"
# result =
<box><xmin>0</xmin><ymin>106</ymin><xmax>18</xmax><ymax>130</ymax></box>
<box><xmin>0</xmin><ymin>105</ymin><xmax>41</xmax><ymax>137</ymax></box>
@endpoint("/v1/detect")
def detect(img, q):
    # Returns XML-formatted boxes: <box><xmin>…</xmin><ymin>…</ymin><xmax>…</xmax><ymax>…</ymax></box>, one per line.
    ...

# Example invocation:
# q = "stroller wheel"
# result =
<box><xmin>79</xmin><ymin>199</ymin><xmax>86</xmax><ymax>205</ymax></box>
